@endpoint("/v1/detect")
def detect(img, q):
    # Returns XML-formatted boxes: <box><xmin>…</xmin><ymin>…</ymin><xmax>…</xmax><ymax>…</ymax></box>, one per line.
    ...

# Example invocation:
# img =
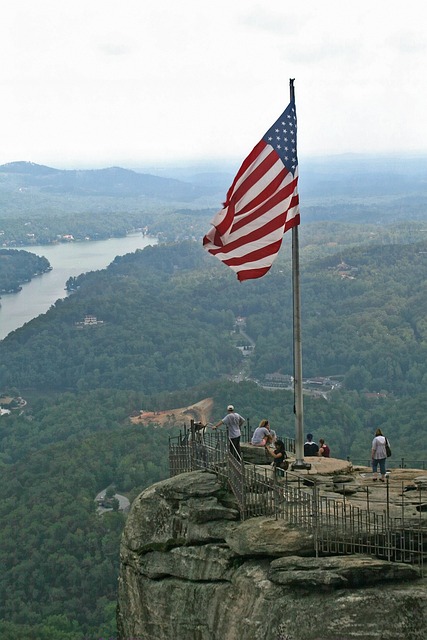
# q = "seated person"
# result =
<box><xmin>318</xmin><ymin>438</ymin><xmax>330</xmax><ymax>457</ymax></box>
<box><xmin>269</xmin><ymin>428</ymin><xmax>277</xmax><ymax>445</ymax></box>
<box><xmin>265</xmin><ymin>440</ymin><xmax>288</xmax><ymax>471</ymax></box>
<box><xmin>251</xmin><ymin>419</ymin><xmax>273</xmax><ymax>446</ymax></box>
<box><xmin>304</xmin><ymin>433</ymin><xmax>319</xmax><ymax>456</ymax></box>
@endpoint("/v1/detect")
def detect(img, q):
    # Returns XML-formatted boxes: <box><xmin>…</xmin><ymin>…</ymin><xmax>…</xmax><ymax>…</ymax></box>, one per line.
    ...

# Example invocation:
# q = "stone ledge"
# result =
<box><xmin>226</xmin><ymin>516</ymin><xmax>315</xmax><ymax>557</ymax></box>
<box><xmin>269</xmin><ymin>555</ymin><xmax>421</xmax><ymax>589</ymax></box>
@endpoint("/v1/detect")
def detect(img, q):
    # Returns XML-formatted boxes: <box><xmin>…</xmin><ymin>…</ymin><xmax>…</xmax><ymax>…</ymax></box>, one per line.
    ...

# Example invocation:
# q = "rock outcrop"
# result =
<box><xmin>117</xmin><ymin>470</ymin><xmax>427</xmax><ymax>640</ymax></box>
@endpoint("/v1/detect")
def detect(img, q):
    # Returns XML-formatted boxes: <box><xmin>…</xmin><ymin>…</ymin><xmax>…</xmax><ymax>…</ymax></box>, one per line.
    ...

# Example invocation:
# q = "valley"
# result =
<box><xmin>1</xmin><ymin>156</ymin><xmax>427</xmax><ymax>639</ymax></box>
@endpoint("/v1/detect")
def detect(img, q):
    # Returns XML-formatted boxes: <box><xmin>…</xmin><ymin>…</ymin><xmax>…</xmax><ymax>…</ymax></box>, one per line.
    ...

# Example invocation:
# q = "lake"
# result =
<box><xmin>0</xmin><ymin>234</ymin><xmax>157</xmax><ymax>340</ymax></box>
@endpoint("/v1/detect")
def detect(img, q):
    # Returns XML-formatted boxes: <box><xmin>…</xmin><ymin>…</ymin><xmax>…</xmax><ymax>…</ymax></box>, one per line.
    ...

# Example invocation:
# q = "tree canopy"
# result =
<box><xmin>1</xmin><ymin>228</ymin><xmax>427</xmax><ymax>639</ymax></box>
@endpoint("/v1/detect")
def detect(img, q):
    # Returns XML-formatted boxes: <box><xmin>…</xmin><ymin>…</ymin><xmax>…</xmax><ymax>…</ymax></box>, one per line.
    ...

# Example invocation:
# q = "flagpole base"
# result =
<box><xmin>291</xmin><ymin>461</ymin><xmax>312</xmax><ymax>471</ymax></box>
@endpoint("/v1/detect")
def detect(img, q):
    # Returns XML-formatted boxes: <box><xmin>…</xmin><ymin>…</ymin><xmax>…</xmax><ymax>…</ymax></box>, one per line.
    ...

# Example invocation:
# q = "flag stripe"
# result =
<box><xmin>209</xmin><ymin>205</ymin><xmax>290</xmax><ymax>258</ymax></box>
<box><xmin>224</xmin><ymin>140</ymin><xmax>267</xmax><ymax>204</ymax></box>
<box><xmin>207</xmin><ymin>176</ymin><xmax>298</xmax><ymax>256</ymax></box>
<box><xmin>231</xmin><ymin>144</ymin><xmax>280</xmax><ymax>206</ymax></box>
<box><xmin>209</xmin><ymin>207</ymin><xmax>293</xmax><ymax>260</ymax></box>
<box><xmin>223</xmin><ymin>239</ymin><xmax>283</xmax><ymax>267</ymax></box>
<box><xmin>232</xmin><ymin>174</ymin><xmax>298</xmax><ymax>232</ymax></box>
<box><xmin>237</xmin><ymin>267</ymin><xmax>271</xmax><ymax>281</ymax></box>
<box><xmin>215</xmin><ymin>144</ymin><xmax>277</xmax><ymax>239</ymax></box>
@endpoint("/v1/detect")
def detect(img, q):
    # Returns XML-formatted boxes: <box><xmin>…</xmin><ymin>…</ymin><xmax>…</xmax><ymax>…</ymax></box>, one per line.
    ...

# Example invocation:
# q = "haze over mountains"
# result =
<box><xmin>1</xmin><ymin>154</ymin><xmax>427</xmax><ymax>205</ymax></box>
<box><xmin>0</xmin><ymin>161</ymin><xmax>217</xmax><ymax>201</ymax></box>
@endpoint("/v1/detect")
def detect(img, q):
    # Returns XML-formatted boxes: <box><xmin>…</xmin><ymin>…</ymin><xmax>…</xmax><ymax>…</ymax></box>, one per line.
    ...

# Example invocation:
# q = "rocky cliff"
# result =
<box><xmin>117</xmin><ymin>470</ymin><xmax>427</xmax><ymax>640</ymax></box>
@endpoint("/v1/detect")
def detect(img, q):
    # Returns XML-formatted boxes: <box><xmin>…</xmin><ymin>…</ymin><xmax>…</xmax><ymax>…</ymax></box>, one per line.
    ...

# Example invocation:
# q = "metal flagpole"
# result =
<box><xmin>289</xmin><ymin>79</ymin><xmax>310</xmax><ymax>471</ymax></box>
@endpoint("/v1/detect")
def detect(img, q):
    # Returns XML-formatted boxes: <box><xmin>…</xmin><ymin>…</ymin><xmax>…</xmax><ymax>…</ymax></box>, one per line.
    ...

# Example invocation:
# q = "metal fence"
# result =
<box><xmin>169</xmin><ymin>422</ymin><xmax>426</xmax><ymax>573</ymax></box>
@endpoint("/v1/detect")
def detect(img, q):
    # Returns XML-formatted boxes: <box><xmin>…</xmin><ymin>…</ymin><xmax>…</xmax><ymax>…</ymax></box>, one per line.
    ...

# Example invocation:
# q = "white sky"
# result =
<box><xmin>1</xmin><ymin>0</ymin><xmax>426</xmax><ymax>169</ymax></box>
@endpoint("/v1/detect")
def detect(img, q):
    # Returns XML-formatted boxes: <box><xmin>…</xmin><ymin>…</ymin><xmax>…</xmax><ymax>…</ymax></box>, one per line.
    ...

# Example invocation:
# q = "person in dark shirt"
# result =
<box><xmin>304</xmin><ymin>433</ymin><xmax>319</xmax><ymax>456</ymax></box>
<box><xmin>265</xmin><ymin>440</ymin><xmax>288</xmax><ymax>474</ymax></box>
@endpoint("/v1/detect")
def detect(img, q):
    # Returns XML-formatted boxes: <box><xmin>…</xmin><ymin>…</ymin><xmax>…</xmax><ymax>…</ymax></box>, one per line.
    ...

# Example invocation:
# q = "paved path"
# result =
<box><xmin>95</xmin><ymin>489</ymin><xmax>130</xmax><ymax>513</ymax></box>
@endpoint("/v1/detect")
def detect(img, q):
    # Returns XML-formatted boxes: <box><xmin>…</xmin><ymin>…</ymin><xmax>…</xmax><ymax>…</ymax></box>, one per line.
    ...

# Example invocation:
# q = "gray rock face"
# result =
<box><xmin>225</xmin><ymin>516</ymin><xmax>314</xmax><ymax>557</ymax></box>
<box><xmin>269</xmin><ymin>555</ymin><xmax>420</xmax><ymax>588</ymax></box>
<box><xmin>117</xmin><ymin>470</ymin><xmax>427</xmax><ymax>640</ymax></box>
<box><xmin>121</xmin><ymin>471</ymin><xmax>239</xmax><ymax>553</ymax></box>
<box><xmin>240</xmin><ymin>442</ymin><xmax>272</xmax><ymax>465</ymax></box>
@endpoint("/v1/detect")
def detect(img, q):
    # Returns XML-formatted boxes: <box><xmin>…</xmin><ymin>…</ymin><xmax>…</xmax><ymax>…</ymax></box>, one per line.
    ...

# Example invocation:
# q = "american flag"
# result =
<box><xmin>203</xmin><ymin>100</ymin><xmax>300</xmax><ymax>281</ymax></box>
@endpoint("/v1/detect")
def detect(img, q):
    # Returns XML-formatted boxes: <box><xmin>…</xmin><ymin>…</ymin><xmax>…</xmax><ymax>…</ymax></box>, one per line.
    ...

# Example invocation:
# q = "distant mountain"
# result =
<box><xmin>0</xmin><ymin>161</ymin><xmax>218</xmax><ymax>201</ymax></box>
<box><xmin>2</xmin><ymin>154</ymin><xmax>427</xmax><ymax>204</ymax></box>
<box><xmin>136</xmin><ymin>154</ymin><xmax>427</xmax><ymax>202</ymax></box>
<box><xmin>0</xmin><ymin>161</ymin><xmax>59</xmax><ymax>175</ymax></box>
<box><xmin>299</xmin><ymin>154</ymin><xmax>427</xmax><ymax>199</ymax></box>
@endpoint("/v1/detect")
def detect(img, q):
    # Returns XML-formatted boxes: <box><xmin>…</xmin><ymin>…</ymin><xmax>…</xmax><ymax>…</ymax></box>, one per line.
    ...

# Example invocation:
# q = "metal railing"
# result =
<box><xmin>169</xmin><ymin>422</ymin><xmax>426</xmax><ymax>573</ymax></box>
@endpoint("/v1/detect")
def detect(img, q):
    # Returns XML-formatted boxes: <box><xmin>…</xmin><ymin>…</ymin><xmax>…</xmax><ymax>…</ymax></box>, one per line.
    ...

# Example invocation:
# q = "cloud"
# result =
<box><xmin>239</xmin><ymin>6</ymin><xmax>302</xmax><ymax>35</ymax></box>
<box><xmin>1</xmin><ymin>0</ymin><xmax>427</xmax><ymax>166</ymax></box>
<box><xmin>386</xmin><ymin>30</ymin><xmax>427</xmax><ymax>54</ymax></box>
<box><xmin>98</xmin><ymin>40</ymin><xmax>133</xmax><ymax>56</ymax></box>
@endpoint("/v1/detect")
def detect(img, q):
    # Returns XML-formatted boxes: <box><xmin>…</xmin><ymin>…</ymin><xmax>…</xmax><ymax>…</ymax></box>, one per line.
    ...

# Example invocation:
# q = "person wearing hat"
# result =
<box><xmin>212</xmin><ymin>404</ymin><xmax>245</xmax><ymax>459</ymax></box>
<box><xmin>304</xmin><ymin>433</ymin><xmax>319</xmax><ymax>456</ymax></box>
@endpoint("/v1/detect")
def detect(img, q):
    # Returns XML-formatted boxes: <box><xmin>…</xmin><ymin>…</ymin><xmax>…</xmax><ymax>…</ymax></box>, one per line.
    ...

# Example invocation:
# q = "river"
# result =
<box><xmin>0</xmin><ymin>234</ymin><xmax>157</xmax><ymax>341</ymax></box>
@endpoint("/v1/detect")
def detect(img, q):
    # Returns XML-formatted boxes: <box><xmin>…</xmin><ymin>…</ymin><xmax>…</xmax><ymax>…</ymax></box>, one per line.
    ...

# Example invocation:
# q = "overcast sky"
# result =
<box><xmin>1</xmin><ymin>0</ymin><xmax>426</xmax><ymax>169</ymax></box>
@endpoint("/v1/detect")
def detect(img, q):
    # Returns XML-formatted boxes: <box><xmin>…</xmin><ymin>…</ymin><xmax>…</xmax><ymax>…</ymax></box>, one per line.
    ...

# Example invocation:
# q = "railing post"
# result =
<box><xmin>385</xmin><ymin>475</ymin><xmax>391</xmax><ymax>562</ymax></box>
<box><xmin>240</xmin><ymin>454</ymin><xmax>246</xmax><ymax>519</ymax></box>
<box><xmin>273</xmin><ymin>465</ymin><xmax>281</xmax><ymax>520</ymax></box>
<box><xmin>386</xmin><ymin>476</ymin><xmax>390</xmax><ymax>523</ymax></box>
<box><xmin>312</xmin><ymin>480</ymin><xmax>319</xmax><ymax>558</ymax></box>
<box><xmin>190</xmin><ymin>423</ymin><xmax>195</xmax><ymax>470</ymax></box>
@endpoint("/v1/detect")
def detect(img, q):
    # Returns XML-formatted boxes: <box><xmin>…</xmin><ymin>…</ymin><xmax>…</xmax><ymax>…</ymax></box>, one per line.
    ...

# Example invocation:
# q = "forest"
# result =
<box><xmin>0</xmin><ymin>388</ymin><xmax>176</xmax><ymax>640</ymax></box>
<box><xmin>0</xmin><ymin>249</ymin><xmax>51</xmax><ymax>293</ymax></box>
<box><xmin>1</xmin><ymin>238</ymin><xmax>426</xmax><ymax>398</ymax></box>
<box><xmin>1</xmin><ymin>181</ymin><xmax>427</xmax><ymax>638</ymax></box>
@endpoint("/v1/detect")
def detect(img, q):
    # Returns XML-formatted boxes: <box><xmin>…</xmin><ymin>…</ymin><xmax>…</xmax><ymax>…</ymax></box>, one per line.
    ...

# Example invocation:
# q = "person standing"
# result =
<box><xmin>372</xmin><ymin>428</ymin><xmax>388</xmax><ymax>482</ymax></box>
<box><xmin>212</xmin><ymin>404</ymin><xmax>245</xmax><ymax>459</ymax></box>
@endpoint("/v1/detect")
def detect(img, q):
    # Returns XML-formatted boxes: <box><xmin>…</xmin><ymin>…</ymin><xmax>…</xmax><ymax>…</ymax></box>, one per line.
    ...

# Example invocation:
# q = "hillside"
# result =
<box><xmin>0</xmin><ymin>249</ymin><xmax>51</xmax><ymax>293</ymax></box>
<box><xmin>130</xmin><ymin>398</ymin><xmax>213</xmax><ymax>427</ymax></box>
<box><xmin>1</xmin><ymin>237</ymin><xmax>427</xmax><ymax>463</ymax></box>
<box><xmin>0</xmin><ymin>161</ymin><xmax>215</xmax><ymax>201</ymax></box>
<box><xmin>1</xmin><ymin>239</ymin><xmax>426</xmax><ymax>399</ymax></box>
<box><xmin>2</xmin><ymin>233</ymin><xmax>427</xmax><ymax>639</ymax></box>
<box><xmin>0</xmin><ymin>388</ymin><xmax>179</xmax><ymax>640</ymax></box>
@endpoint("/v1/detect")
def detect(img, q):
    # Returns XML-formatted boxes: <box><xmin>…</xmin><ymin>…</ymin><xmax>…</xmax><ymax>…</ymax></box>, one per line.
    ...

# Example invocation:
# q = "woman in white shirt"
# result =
<box><xmin>371</xmin><ymin>428</ymin><xmax>388</xmax><ymax>482</ymax></box>
<box><xmin>251</xmin><ymin>419</ymin><xmax>274</xmax><ymax>447</ymax></box>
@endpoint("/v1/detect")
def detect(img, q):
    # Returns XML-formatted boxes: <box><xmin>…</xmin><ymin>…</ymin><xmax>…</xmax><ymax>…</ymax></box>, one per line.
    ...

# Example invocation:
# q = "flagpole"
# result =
<box><xmin>289</xmin><ymin>79</ymin><xmax>310</xmax><ymax>470</ymax></box>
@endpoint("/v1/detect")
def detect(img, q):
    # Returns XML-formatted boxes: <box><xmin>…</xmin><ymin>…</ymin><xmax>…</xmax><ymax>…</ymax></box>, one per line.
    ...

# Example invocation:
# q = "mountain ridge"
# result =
<box><xmin>0</xmin><ymin>161</ymin><xmax>217</xmax><ymax>201</ymax></box>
